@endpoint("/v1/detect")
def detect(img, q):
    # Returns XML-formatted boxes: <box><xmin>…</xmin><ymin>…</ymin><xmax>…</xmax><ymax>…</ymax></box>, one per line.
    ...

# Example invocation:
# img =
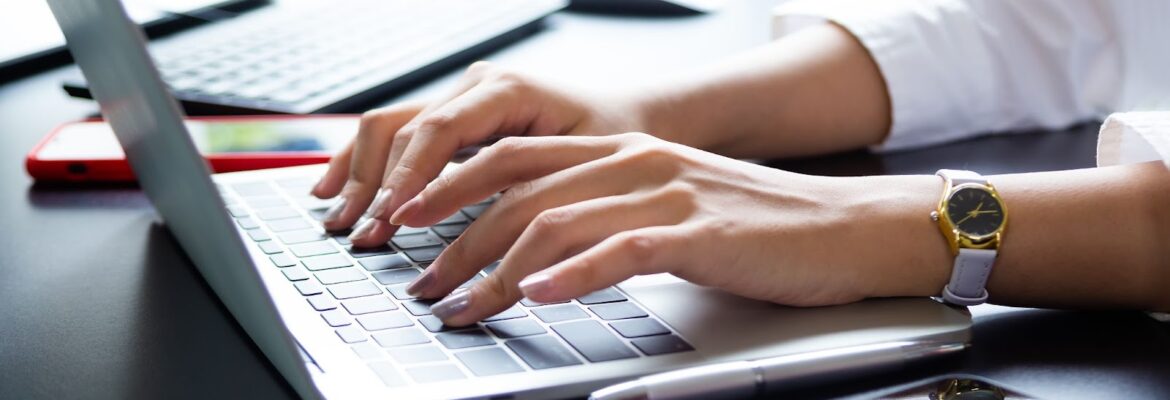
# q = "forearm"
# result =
<box><xmin>860</xmin><ymin>162</ymin><xmax>1170</xmax><ymax>311</ymax></box>
<box><xmin>633</xmin><ymin>23</ymin><xmax>890</xmax><ymax>158</ymax></box>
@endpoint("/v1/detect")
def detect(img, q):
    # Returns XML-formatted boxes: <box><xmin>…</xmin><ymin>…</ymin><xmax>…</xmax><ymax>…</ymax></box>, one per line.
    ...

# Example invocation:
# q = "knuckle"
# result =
<box><xmin>489</xmin><ymin>136</ymin><xmax>527</xmax><ymax>156</ymax></box>
<box><xmin>657</xmin><ymin>182</ymin><xmax>699</xmax><ymax>208</ymax></box>
<box><xmin>498</xmin><ymin>180</ymin><xmax>535</xmax><ymax>205</ymax></box>
<box><xmin>618</xmin><ymin>131</ymin><xmax>655</xmax><ymax>143</ymax></box>
<box><xmin>393</xmin><ymin>126</ymin><xmax>415</xmax><ymax>143</ymax></box>
<box><xmin>477</xmin><ymin>273</ymin><xmax>516</xmax><ymax>301</ymax></box>
<box><xmin>417</xmin><ymin>112</ymin><xmax>457</xmax><ymax>133</ymax></box>
<box><xmin>466</xmin><ymin>60</ymin><xmax>495</xmax><ymax>76</ymax></box>
<box><xmin>616</xmin><ymin>231</ymin><xmax>659</xmax><ymax>267</ymax></box>
<box><xmin>530</xmin><ymin>208</ymin><xmax>575</xmax><ymax>237</ymax></box>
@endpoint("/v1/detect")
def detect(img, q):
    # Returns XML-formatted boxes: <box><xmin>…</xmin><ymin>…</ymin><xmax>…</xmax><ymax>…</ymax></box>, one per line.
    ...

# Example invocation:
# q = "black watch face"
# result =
<box><xmin>946</xmin><ymin>187</ymin><xmax>1005</xmax><ymax>237</ymax></box>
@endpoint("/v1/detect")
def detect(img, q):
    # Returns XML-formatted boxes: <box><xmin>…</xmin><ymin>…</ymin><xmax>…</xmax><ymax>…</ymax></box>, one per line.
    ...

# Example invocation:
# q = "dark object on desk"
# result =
<box><xmin>61</xmin><ymin>0</ymin><xmax>567</xmax><ymax>115</ymax></box>
<box><xmin>568</xmin><ymin>0</ymin><xmax>720</xmax><ymax>15</ymax></box>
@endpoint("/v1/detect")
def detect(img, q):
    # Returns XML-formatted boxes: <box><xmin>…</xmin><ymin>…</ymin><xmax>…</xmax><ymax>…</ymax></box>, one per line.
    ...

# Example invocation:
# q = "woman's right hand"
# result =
<box><xmin>310</xmin><ymin>61</ymin><xmax>651</xmax><ymax>246</ymax></box>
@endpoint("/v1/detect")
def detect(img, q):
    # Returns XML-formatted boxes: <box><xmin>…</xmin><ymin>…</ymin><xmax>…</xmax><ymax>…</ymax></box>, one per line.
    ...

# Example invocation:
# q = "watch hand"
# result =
<box><xmin>956</xmin><ymin>214</ymin><xmax>974</xmax><ymax>226</ymax></box>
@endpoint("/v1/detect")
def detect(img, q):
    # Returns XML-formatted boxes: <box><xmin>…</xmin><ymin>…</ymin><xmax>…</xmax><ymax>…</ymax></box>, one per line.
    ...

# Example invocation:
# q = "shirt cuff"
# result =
<box><xmin>1096</xmin><ymin>111</ymin><xmax>1170</xmax><ymax>169</ymax></box>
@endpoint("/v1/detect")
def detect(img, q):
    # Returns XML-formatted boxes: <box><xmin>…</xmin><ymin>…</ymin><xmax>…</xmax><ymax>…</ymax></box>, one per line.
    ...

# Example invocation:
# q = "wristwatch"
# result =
<box><xmin>931</xmin><ymin>169</ymin><xmax>1008</xmax><ymax>306</ymax></box>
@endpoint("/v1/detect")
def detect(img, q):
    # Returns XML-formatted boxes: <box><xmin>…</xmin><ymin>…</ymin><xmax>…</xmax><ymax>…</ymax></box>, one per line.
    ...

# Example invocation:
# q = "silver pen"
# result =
<box><xmin>589</xmin><ymin>340</ymin><xmax>967</xmax><ymax>400</ymax></box>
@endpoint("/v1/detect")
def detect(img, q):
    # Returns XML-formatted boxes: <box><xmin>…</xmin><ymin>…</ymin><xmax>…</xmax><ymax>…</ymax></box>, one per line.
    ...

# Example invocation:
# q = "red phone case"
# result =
<box><xmin>26</xmin><ymin>115</ymin><xmax>358</xmax><ymax>182</ymax></box>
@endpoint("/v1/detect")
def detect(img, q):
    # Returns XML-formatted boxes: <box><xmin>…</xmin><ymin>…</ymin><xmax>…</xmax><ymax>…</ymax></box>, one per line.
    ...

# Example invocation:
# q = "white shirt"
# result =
<box><xmin>772</xmin><ymin>0</ymin><xmax>1170</xmax><ymax>169</ymax></box>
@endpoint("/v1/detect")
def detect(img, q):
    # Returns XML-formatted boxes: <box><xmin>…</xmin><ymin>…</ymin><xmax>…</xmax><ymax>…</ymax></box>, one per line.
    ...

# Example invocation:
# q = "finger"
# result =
<box><xmin>310</xmin><ymin>140</ymin><xmax>353</xmax><ymax>198</ymax></box>
<box><xmin>390</xmin><ymin>136</ymin><xmax>620</xmax><ymax>227</ymax></box>
<box><xmin>406</xmin><ymin>150</ymin><xmax>674</xmax><ymax>300</ymax></box>
<box><xmin>521</xmin><ymin>225</ymin><xmax>694</xmax><ymax>303</ymax></box>
<box><xmin>319</xmin><ymin>102</ymin><xmax>424</xmax><ymax>231</ymax></box>
<box><xmin>428</xmin><ymin>189</ymin><xmax>693</xmax><ymax>326</ymax></box>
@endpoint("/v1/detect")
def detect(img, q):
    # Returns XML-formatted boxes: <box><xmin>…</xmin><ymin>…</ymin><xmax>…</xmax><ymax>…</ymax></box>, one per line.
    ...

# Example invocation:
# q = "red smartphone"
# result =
<box><xmin>26</xmin><ymin>115</ymin><xmax>359</xmax><ymax>182</ymax></box>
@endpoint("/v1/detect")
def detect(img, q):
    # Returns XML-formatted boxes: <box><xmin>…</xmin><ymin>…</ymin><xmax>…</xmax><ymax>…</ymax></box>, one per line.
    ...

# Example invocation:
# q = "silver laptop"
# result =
<box><xmin>47</xmin><ymin>1</ymin><xmax>972</xmax><ymax>398</ymax></box>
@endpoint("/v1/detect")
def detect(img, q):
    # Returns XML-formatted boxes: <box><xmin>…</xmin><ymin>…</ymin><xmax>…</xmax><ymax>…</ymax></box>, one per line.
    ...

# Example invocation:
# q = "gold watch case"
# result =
<box><xmin>931</xmin><ymin>181</ymin><xmax>1009</xmax><ymax>255</ymax></box>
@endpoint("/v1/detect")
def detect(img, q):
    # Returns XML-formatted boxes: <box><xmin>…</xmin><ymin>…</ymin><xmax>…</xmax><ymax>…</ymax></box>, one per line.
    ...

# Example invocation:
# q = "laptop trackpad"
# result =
<box><xmin>620</xmin><ymin>275</ymin><xmax>971</xmax><ymax>361</ymax></box>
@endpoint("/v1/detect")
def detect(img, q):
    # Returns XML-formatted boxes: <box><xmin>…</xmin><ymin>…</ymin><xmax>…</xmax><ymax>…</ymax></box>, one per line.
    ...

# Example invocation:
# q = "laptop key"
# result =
<box><xmin>289</xmin><ymin>241</ymin><xmax>338</xmax><ymax>257</ymax></box>
<box><xmin>347</xmin><ymin>244</ymin><xmax>396</xmax><ymax>259</ymax></box>
<box><xmin>247</xmin><ymin>229</ymin><xmax>271</xmax><ymax>242</ymax></box>
<box><xmin>589</xmin><ymin>302</ymin><xmax>649</xmax><ymax>321</ymax></box>
<box><xmin>245</xmin><ymin>196</ymin><xmax>288</xmax><ymax>208</ymax></box>
<box><xmin>342</xmin><ymin>296</ymin><xmax>398</xmax><ymax>315</ymax></box>
<box><xmin>226</xmin><ymin>204</ymin><xmax>250</xmax><ymax>218</ymax></box>
<box><xmin>631</xmin><ymin>335</ymin><xmax>694</xmax><ymax>356</ymax></box>
<box><xmin>462</xmin><ymin>203</ymin><xmax>489</xmax><ymax>219</ymax></box>
<box><xmin>520</xmin><ymin>297</ymin><xmax>568</xmax><ymax>307</ymax></box>
<box><xmin>435</xmin><ymin>329</ymin><xmax>496</xmax><ymax>349</ymax></box>
<box><xmin>356</xmin><ymin>310</ymin><xmax>413</xmax><ymax>331</ymax></box>
<box><xmin>358</xmin><ymin>254</ymin><xmax>412</xmax><ymax>271</ymax></box>
<box><xmin>301</xmin><ymin>253</ymin><xmax>352</xmax><ymax>271</ymax></box>
<box><xmin>551</xmin><ymin>320</ymin><xmax>639</xmax><ymax>362</ymax></box>
<box><xmin>532</xmin><ymin>304</ymin><xmax>589</xmax><ymax>323</ymax></box>
<box><xmin>406</xmin><ymin>364</ymin><xmax>466</xmax><ymax>383</ymax></box>
<box><xmin>391</xmin><ymin>233</ymin><xmax>443</xmax><ymax>249</ymax></box>
<box><xmin>256</xmin><ymin>207</ymin><xmax>300</xmax><ymax>221</ymax></box>
<box><xmin>270</xmin><ymin>253</ymin><xmax>297</xmax><ymax>268</ymax></box>
<box><xmin>266</xmin><ymin>217</ymin><xmax>311</xmax><ymax>232</ymax></box>
<box><xmin>456</xmin><ymin>347</ymin><xmax>525</xmax><ymax>377</ymax></box>
<box><xmin>372</xmin><ymin>267</ymin><xmax>421</xmax><ymax>285</ymax></box>
<box><xmin>372</xmin><ymin>327</ymin><xmax>431</xmax><ymax>348</ymax></box>
<box><xmin>322</xmin><ymin>309</ymin><xmax>351</xmax><ymax>327</ymax></box>
<box><xmin>436</xmin><ymin>212</ymin><xmax>469</xmax><ymax>225</ymax></box>
<box><xmin>279</xmin><ymin>230</ymin><xmax>328</xmax><ymax>244</ymax></box>
<box><xmin>483</xmin><ymin>305</ymin><xmax>526</xmax><ymax>322</ymax></box>
<box><xmin>315</xmin><ymin>267</ymin><xmax>367</xmax><ymax>285</ymax></box>
<box><xmin>432</xmin><ymin>223</ymin><xmax>468</xmax><ymax>239</ymax></box>
<box><xmin>237</xmin><ymin>216</ymin><xmax>260</xmax><ymax>229</ymax></box>
<box><xmin>505</xmin><ymin>335</ymin><xmax>583</xmax><ymax>370</ymax></box>
<box><xmin>335</xmin><ymin>325</ymin><xmax>366</xmax><ymax>344</ymax></box>
<box><xmin>404</xmin><ymin>246</ymin><xmax>443</xmax><ymax>263</ymax></box>
<box><xmin>388</xmin><ymin>345</ymin><xmax>448</xmax><ymax>364</ymax></box>
<box><xmin>232</xmin><ymin>182</ymin><xmax>276</xmax><ymax>196</ymax></box>
<box><xmin>294</xmin><ymin>281</ymin><xmax>324</xmax><ymax>296</ymax></box>
<box><xmin>483</xmin><ymin>260</ymin><xmax>501</xmax><ymax>275</ymax></box>
<box><xmin>351</xmin><ymin>342</ymin><xmax>385</xmax><ymax>361</ymax></box>
<box><xmin>486</xmin><ymin>319</ymin><xmax>546</xmax><ymax>339</ymax></box>
<box><xmin>307</xmin><ymin>294</ymin><xmax>338</xmax><ymax>311</ymax></box>
<box><xmin>386</xmin><ymin>284</ymin><xmax>414</xmax><ymax>300</ymax></box>
<box><xmin>609</xmin><ymin>318</ymin><xmax>670</xmax><ymax>338</ymax></box>
<box><xmin>328</xmin><ymin>281</ymin><xmax>382</xmax><ymax>300</ymax></box>
<box><xmin>401</xmin><ymin>299</ymin><xmax>436</xmax><ymax>316</ymax></box>
<box><xmin>367</xmin><ymin>361</ymin><xmax>406</xmax><ymax>387</ymax></box>
<box><xmin>395</xmin><ymin>226</ymin><xmax>431</xmax><ymax>236</ymax></box>
<box><xmin>282</xmin><ymin>267</ymin><xmax>310</xmax><ymax>282</ymax></box>
<box><xmin>576</xmin><ymin>288</ymin><xmax>627</xmax><ymax>305</ymax></box>
<box><xmin>257</xmin><ymin>241</ymin><xmax>282</xmax><ymax>254</ymax></box>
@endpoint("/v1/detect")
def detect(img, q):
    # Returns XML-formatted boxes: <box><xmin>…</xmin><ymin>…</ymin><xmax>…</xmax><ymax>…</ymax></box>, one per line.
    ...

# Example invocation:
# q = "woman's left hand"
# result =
<box><xmin>394</xmin><ymin>132</ymin><xmax>946</xmax><ymax>326</ymax></box>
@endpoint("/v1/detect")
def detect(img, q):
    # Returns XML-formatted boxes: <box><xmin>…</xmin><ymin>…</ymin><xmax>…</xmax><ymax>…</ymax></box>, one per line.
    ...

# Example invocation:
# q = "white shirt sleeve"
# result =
<box><xmin>772</xmin><ymin>0</ymin><xmax>1170</xmax><ymax>153</ymax></box>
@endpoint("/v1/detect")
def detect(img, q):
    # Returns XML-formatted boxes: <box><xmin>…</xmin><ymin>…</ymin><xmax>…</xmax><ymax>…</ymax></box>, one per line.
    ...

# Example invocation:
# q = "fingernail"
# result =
<box><xmin>366</xmin><ymin>188</ymin><xmax>393</xmax><ymax>218</ymax></box>
<box><xmin>405</xmin><ymin>269</ymin><xmax>436</xmax><ymax>297</ymax></box>
<box><xmin>322</xmin><ymin>197</ymin><xmax>348</xmax><ymax>224</ymax></box>
<box><xmin>348</xmin><ymin>218</ymin><xmax>377</xmax><ymax>242</ymax></box>
<box><xmin>389</xmin><ymin>196</ymin><xmax>423</xmax><ymax>226</ymax></box>
<box><xmin>431</xmin><ymin>290</ymin><xmax>471</xmax><ymax>320</ymax></box>
<box><xmin>518</xmin><ymin>273</ymin><xmax>554</xmax><ymax>299</ymax></box>
<box><xmin>310</xmin><ymin>180</ymin><xmax>322</xmax><ymax>196</ymax></box>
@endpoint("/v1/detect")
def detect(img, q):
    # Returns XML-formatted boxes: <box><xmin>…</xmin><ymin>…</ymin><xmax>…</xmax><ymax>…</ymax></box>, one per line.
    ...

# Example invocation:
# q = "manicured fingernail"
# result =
<box><xmin>322</xmin><ymin>197</ymin><xmax>347</xmax><ymax>224</ymax></box>
<box><xmin>366</xmin><ymin>188</ymin><xmax>393</xmax><ymax>218</ymax></box>
<box><xmin>405</xmin><ymin>269</ymin><xmax>436</xmax><ymax>297</ymax></box>
<box><xmin>518</xmin><ymin>273</ymin><xmax>554</xmax><ymax>299</ymax></box>
<box><xmin>310</xmin><ymin>180</ymin><xmax>323</xmax><ymax>196</ymax></box>
<box><xmin>389</xmin><ymin>196</ymin><xmax>423</xmax><ymax>226</ymax></box>
<box><xmin>348</xmin><ymin>218</ymin><xmax>377</xmax><ymax>242</ymax></box>
<box><xmin>431</xmin><ymin>290</ymin><xmax>471</xmax><ymax>320</ymax></box>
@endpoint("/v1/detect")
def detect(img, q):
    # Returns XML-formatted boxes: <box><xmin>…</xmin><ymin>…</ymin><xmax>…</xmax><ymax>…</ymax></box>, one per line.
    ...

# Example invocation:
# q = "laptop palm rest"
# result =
<box><xmin>620</xmin><ymin>275</ymin><xmax>971</xmax><ymax>362</ymax></box>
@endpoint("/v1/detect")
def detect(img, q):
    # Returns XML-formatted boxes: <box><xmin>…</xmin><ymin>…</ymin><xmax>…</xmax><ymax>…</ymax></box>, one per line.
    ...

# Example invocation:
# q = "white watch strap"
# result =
<box><xmin>938</xmin><ymin>169</ymin><xmax>987</xmax><ymax>185</ymax></box>
<box><xmin>942</xmin><ymin>248</ymin><xmax>995</xmax><ymax>305</ymax></box>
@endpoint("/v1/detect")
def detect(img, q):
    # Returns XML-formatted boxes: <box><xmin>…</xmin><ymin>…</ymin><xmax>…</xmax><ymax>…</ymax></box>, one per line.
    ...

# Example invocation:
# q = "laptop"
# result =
<box><xmin>47</xmin><ymin>0</ymin><xmax>972</xmax><ymax>398</ymax></box>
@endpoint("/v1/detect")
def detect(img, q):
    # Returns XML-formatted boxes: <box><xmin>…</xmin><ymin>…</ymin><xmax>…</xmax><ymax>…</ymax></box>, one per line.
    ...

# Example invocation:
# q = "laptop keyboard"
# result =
<box><xmin>217</xmin><ymin>177</ymin><xmax>693</xmax><ymax>386</ymax></box>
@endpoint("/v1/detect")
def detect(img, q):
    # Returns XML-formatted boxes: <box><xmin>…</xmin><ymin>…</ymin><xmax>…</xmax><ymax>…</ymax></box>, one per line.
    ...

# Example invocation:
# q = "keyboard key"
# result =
<box><xmin>486</xmin><ymin>319</ymin><xmax>546</xmax><ymax>339</ymax></box>
<box><xmin>401</xmin><ymin>299</ymin><xmax>436</xmax><ymax>316</ymax></box>
<box><xmin>372</xmin><ymin>267</ymin><xmax>421</xmax><ymax>285</ymax></box>
<box><xmin>322</xmin><ymin>309</ymin><xmax>351</xmax><ymax>327</ymax></box>
<box><xmin>351</xmin><ymin>342</ymin><xmax>385</xmax><ymax>361</ymax></box>
<box><xmin>386</xmin><ymin>284</ymin><xmax>414</xmax><ymax>300</ymax></box>
<box><xmin>589</xmin><ymin>302</ymin><xmax>648</xmax><ymax>321</ymax></box>
<box><xmin>435</xmin><ymin>330</ymin><xmax>496</xmax><ymax>349</ymax></box>
<box><xmin>483</xmin><ymin>260</ymin><xmax>501</xmax><ymax>275</ymax></box>
<box><xmin>395</xmin><ymin>226</ymin><xmax>431</xmax><ymax>236</ymax></box>
<box><xmin>301</xmin><ymin>253</ymin><xmax>352</xmax><ymax>271</ymax></box>
<box><xmin>532</xmin><ymin>304</ymin><xmax>589</xmax><ymax>323</ymax></box>
<box><xmin>520</xmin><ymin>298</ymin><xmax>568</xmax><ymax>307</ymax></box>
<box><xmin>356</xmin><ymin>311</ymin><xmax>413</xmax><ymax>331</ymax></box>
<box><xmin>282</xmin><ymin>267</ymin><xmax>310</xmax><ymax>281</ymax></box>
<box><xmin>436</xmin><ymin>212</ymin><xmax>469</xmax><ymax>225</ymax></box>
<box><xmin>456</xmin><ymin>274</ymin><xmax>483</xmax><ymax>290</ymax></box>
<box><xmin>306</xmin><ymin>294</ymin><xmax>338</xmax><ymax>311</ymax></box>
<box><xmin>347</xmin><ymin>244</ymin><xmax>396</xmax><ymax>258</ymax></box>
<box><xmin>483</xmin><ymin>305</ymin><xmax>526</xmax><ymax>322</ymax></box>
<box><xmin>325</xmin><ymin>280</ymin><xmax>381</xmax><ymax>299</ymax></box>
<box><xmin>226</xmin><ymin>204</ymin><xmax>250</xmax><ymax>218</ymax></box>
<box><xmin>367</xmin><ymin>361</ymin><xmax>406</xmax><ymax>387</ymax></box>
<box><xmin>237</xmin><ymin>216</ymin><xmax>260</xmax><ymax>229</ymax></box>
<box><xmin>417</xmin><ymin>315</ymin><xmax>465</xmax><ymax>333</ymax></box>
<box><xmin>247</xmin><ymin>229</ymin><xmax>271</xmax><ymax>242</ymax></box>
<box><xmin>551</xmin><ymin>320</ymin><xmax>639</xmax><ymax>362</ymax></box>
<box><xmin>456</xmin><ymin>347</ymin><xmax>525</xmax><ymax>377</ymax></box>
<box><xmin>462</xmin><ymin>203</ymin><xmax>489</xmax><ymax>219</ymax></box>
<box><xmin>388</xmin><ymin>345</ymin><xmax>448</xmax><ymax>364</ymax></box>
<box><xmin>232</xmin><ymin>182</ymin><xmax>276</xmax><ymax>196</ymax></box>
<box><xmin>358</xmin><ymin>254</ymin><xmax>412</xmax><ymax>271</ymax></box>
<box><xmin>245</xmin><ymin>195</ymin><xmax>288</xmax><ymax>208</ymax></box>
<box><xmin>332</xmin><ymin>232</ymin><xmax>352</xmax><ymax>246</ymax></box>
<box><xmin>432</xmin><ymin>223</ymin><xmax>468</xmax><ymax>239</ymax></box>
<box><xmin>270</xmin><ymin>253</ymin><xmax>297</xmax><ymax>268</ymax></box>
<box><xmin>505</xmin><ymin>335</ymin><xmax>582</xmax><ymax>370</ymax></box>
<box><xmin>257</xmin><ymin>241</ymin><xmax>282</xmax><ymax>254</ymax></box>
<box><xmin>406</xmin><ymin>364</ymin><xmax>466</xmax><ymax>383</ymax></box>
<box><xmin>279</xmin><ymin>230</ymin><xmax>328</xmax><ymax>244</ymax></box>
<box><xmin>576</xmin><ymin>288</ymin><xmax>627</xmax><ymax>305</ymax></box>
<box><xmin>267</xmin><ymin>217</ymin><xmax>311</xmax><ymax>232</ymax></box>
<box><xmin>609</xmin><ymin>318</ymin><xmax>670</xmax><ymax>338</ymax></box>
<box><xmin>294</xmin><ymin>281</ymin><xmax>324</xmax><ymax>296</ymax></box>
<box><xmin>289</xmin><ymin>241</ymin><xmax>338</xmax><ymax>257</ymax></box>
<box><xmin>257</xmin><ymin>207</ymin><xmax>300</xmax><ymax>221</ymax></box>
<box><xmin>404</xmin><ymin>246</ymin><xmax>443</xmax><ymax>263</ymax></box>
<box><xmin>631</xmin><ymin>335</ymin><xmax>694</xmax><ymax>356</ymax></box>
<box><xmin>392</xmin><ymin>233</ymin><xmax>443</xmax><ymax>249</ymax></box>
<box><xmin>342</xmin><ymin>296</ymin><xmax>398</xmax><ymax>315</ymax></box>
<box><xmin>335</xmin><ymin>325</ymin><xmax>366</xmax><ymax>344</ymax></box>
<box><xmin>372</xmin><ymin>327</ymin><xmax>431</xmax><ymax>348</ymax></box>
<box><xmin>315</xmin><ymin>267</ymin><xmax>367</xmax><ymax>285</ymax></box>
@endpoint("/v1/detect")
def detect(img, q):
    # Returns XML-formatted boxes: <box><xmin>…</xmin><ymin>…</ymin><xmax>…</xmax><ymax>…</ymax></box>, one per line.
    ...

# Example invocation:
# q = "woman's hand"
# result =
<box><xmin>310</xmin><ymin>62</ymin><xmax>649</xmax><ymax>245</ymax></box>
<box><xmin>396</xmin><ymin>132</ymin><xmax>950</xmax><ymax>326</ymax></box>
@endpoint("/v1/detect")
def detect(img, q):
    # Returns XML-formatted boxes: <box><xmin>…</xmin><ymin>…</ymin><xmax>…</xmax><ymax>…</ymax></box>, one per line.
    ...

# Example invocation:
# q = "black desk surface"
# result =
<box><xmin>2</xmin><ymin>2</ymin><xmax>1169</xmax><ymax>399</ymax></box>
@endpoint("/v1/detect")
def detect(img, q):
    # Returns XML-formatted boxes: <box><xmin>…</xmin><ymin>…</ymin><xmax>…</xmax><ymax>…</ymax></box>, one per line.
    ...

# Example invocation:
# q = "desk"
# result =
<box><xmin>2</xmin><ymin>1</ymin><xmax>1169</xmax><ymax>398</ymax></box>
